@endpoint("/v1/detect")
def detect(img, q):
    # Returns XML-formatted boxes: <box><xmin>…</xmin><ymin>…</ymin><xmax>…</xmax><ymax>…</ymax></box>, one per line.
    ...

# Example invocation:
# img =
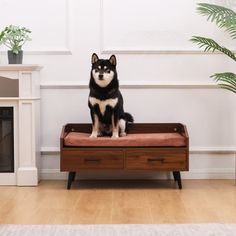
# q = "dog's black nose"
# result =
<box><xmin>99</xmin><ymin>74</ymin><xmax>103</xmax><ymax>80</ymax></box>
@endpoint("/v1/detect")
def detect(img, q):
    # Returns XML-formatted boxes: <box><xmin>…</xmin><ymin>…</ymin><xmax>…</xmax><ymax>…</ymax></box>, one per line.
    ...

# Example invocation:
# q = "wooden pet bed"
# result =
<box><xmin>60</xmin><ymin>123</ymin><xmax>189</xmax><ymax>189</ymax></box>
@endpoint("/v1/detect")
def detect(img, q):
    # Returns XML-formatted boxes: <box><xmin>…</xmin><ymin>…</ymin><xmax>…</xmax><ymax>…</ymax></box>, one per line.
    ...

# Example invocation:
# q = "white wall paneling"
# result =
<box><xmin>0</xmin><ymin>0</ymin><xmax>71</xmax><ymax>55</ymax></box>
<box><xmin>101</xmin><ymin>0</ymin><xmax>236</xmax><ymax>53</ymax></box>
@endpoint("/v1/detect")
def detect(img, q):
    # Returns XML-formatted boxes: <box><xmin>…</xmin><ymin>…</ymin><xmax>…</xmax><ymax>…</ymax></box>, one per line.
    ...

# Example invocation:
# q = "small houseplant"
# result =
<box><xmin>191</xmin><ymin>3</ymin><xmax>236</xmax><ymax>93</ymax></box>
<box><xmin>0</xmin><ymin>25</ymin><xmax>31</xmax><ymax>64</ymax></box>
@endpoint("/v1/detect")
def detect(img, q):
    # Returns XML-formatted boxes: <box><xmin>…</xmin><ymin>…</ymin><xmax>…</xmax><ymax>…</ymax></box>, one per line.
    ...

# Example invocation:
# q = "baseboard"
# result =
<box><xmin>181</xmin><ymin>168</ymin><xmax>235</xmax><ymax>179</ymax></box>
<box><xmin>40</xmin><ymin>168</ymin><xmax>235</xmax><ymax>180</ymax></box>
<box><xmin>40</xmin><ymin>169</ymin><xmax>67</xmax><ymax>180</ymax></box>
<box><xmin>41</xmin><ymin>146</ymin><xmax>236</xmax><ymax>155</ymax></box>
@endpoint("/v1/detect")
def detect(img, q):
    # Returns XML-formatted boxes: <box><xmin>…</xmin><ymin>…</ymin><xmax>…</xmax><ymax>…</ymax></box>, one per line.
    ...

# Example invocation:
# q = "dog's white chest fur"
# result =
<box><xmin>89</xmin><ymin>97</ymin><xmax>118</xmax><ymax>115</ymax></box>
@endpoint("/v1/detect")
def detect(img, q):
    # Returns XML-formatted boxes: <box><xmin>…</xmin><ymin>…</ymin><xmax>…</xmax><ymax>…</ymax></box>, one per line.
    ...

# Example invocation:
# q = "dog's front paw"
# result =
<box><xmin>89</xmin><ymin>131</ymin><xmax>98</xmax><ymax>138</ymax></box>
<box><xmin>120</xmin><ymin>132</ymin><xmax>126</xmax><ymax>137</ymax></box>
<box><xmin>112</xmin><ymin>132</ymin><xmax>119</xmax><ymax>138</ymax></box>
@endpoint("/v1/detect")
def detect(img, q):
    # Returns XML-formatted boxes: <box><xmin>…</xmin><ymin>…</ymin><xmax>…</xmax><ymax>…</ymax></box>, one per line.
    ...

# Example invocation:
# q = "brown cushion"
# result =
<box><xmin>64</xmin><ymin>132</ymin><xmax>186</xmax><ymax>147</ymax></box>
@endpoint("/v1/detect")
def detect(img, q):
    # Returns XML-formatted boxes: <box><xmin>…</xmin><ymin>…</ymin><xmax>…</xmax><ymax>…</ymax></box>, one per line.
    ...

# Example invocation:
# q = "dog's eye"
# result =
<box><xmin>106</xmin><ymin>70</ymin><xmax>110</xmax><ymax>73</ymax></box>
<box><xmin>95</xmin><ymin>69</ymin><xmax>99</xmax><ymax>73</ymax></box>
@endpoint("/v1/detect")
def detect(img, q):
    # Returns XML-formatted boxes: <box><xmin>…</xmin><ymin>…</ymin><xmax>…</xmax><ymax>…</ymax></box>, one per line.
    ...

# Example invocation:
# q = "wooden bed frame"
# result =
<box><xmin>60</xmin><ymin>123</ymin><xmax>189</xmax><ymax>189</ymax></box>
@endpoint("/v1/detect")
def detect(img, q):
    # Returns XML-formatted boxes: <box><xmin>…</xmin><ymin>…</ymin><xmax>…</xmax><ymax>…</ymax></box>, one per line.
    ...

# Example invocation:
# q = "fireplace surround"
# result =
<box><xmin>0</xmin><ymin>65</ymin><xmax>42</xmax><ymax>185</ymax></box>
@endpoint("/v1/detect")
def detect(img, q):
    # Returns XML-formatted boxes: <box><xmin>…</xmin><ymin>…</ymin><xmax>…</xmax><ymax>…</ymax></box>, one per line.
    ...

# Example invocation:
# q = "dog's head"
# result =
<box><xmin>90</xmin><ymin>53</ymin><xmax>117</xmax><ymax>88</ymax></box>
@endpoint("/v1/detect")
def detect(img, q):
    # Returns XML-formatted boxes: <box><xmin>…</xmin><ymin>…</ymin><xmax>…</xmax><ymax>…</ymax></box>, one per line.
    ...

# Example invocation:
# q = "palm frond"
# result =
<box><xmin>225</xmin><ymin>25</ymin><xmax>236</xmax><ymax>39</ymax></box>
<box><xmin>197</xmin><ymin>3</ymin><xmax>236</xmax><ymax>39</ymax></box>
<box><xmin>191</xmin><ymin>36</ymin><xmax>236</xmax><ymax>61</ymax></box>
<box><xmin>211</xmin><ymin>72</ymin><xmax>236</xmax><ymax>93</ymax></box>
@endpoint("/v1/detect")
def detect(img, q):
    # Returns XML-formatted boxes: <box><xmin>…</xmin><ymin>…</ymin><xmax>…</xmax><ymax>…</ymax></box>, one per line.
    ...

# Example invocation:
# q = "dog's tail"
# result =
<box><xmin>124</xmin><ymin>112</ymin><xmax>134</xmax><ymax>123</ymax></box>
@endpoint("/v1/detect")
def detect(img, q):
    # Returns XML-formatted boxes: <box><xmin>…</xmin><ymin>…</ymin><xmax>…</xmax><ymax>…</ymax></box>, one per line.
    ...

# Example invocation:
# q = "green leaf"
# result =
<box><xmin>0</xmin><ymin>25</ymin><xmax>31</xmax><ymax>51</ymax></box>
<box><xmin>191</xmin><ymin>3</ymin><xmax>236</xmax><ymax>94</ymax></box>
<box><xmin>190</xmin><ymin>36</ymin><xmax>236</xmax><ymax>61</ymax></box>
<box><xmin>197</xmin><ymin>3</ymin><xmax>236</xmax><ymax>39</ymax></box>
<box><xmin>211</xmin><ymin>72</ymin><xmax>236</xmax><ymax>93</ymax></box>
<box><xmin>217</xmin><ymin>84</ymin><xmax>236</xmax><ymax>93</ymax></box>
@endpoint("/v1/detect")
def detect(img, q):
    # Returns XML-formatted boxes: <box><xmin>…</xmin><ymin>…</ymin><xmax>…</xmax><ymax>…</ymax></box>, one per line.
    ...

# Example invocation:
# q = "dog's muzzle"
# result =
<box><xmin>99</xmin><ymin>74</ymin><xmax>104</xmax><ymax>80</ymax></box>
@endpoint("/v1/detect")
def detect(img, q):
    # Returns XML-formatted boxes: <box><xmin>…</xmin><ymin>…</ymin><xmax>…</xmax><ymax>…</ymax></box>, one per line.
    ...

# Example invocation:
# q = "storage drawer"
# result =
<box><xmin>126</xmin><ymin>148</ymin><xmax>187</xmax><ymax>171</ymax></box>
<box><xmin>61</xmin><ymin>149</ymin><xmax>124</xmax><ymax>170</ymax></box>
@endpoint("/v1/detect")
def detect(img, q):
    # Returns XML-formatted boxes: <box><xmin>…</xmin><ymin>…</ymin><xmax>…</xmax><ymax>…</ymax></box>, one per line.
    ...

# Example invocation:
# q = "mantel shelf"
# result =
<box><xmin>0</xmin><ymin>97</ymin><xmax>40</xmax><ymax>101</ymax></box>
<box><xmin>0</xmin><ymin>64</ymin><xmax>43</xmax><ymax>71</ymax></box>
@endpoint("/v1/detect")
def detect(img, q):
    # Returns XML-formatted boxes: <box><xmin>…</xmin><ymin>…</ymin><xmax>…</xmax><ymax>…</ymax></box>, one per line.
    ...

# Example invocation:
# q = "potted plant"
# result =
<box><xmin>191</xmin><ymin>3</ymin><xmax>236</xmax><ymax>93</ymax></box>
<box><xmin>0</xmin><ymin>25</ymin><xmax>31</xmax><ymax>64</ymax></box>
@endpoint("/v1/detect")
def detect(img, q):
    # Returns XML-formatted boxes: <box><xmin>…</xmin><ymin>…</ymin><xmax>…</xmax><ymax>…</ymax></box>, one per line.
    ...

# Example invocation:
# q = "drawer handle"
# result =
<box><xmin>84</xmin><ymin>159</ymin><xmax>101</xmax><ymax>163</ymax></box>
<box><xmin>147</xmin><ymin>158</ymin><xmax>164</xmax><ymax>162</ymax></box>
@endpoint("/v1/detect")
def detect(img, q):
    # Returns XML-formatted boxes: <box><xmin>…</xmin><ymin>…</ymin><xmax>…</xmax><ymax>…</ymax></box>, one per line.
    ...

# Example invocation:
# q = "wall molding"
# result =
<box><xmin>100</xmin><ymin>0</ymin><xmax>236</xmax><ymax>55</ymax></box>
<box><xmin>0</xmin><ymin>0</ymin><xmax>71</xmax><ymax>55</ymax></box>
<box><xmin>40</xmin><ymin>81</ymin><xmax>220</xmax><ymax>89</ymax></box>
<box><xmin>40</xmin><ymin>81</ymin><xmax>88</xmax><ymax>89</ymax></box>
<box><xmin>101</xmin><ymin>49</ymin><xmax>236</xmax><ymax>55</ymax></box>
<box><xmin>41</xmin><ymin>146</ymin><xmax>236</xmax><ymax>155</ymax></box>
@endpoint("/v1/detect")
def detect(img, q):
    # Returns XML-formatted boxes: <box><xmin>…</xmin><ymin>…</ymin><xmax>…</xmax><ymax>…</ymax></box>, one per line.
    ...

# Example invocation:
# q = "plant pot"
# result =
<box><xmin>7</xmin><ymin>50</ymin><xmax>23</xmax><ymax>64</ymax></box>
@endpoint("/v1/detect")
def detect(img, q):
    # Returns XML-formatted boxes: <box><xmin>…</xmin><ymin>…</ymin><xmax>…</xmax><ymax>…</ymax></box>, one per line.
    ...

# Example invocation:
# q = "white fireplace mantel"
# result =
<box><xmin>0</xmin><ymin>65</ymin><xmax>42</xmax><ymax>186</ymax></box>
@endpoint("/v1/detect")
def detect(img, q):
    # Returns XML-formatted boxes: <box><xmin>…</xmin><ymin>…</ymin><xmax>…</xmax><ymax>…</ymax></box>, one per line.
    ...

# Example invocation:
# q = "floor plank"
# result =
<box><xmin>0</xmin><ymin>180</ymin><xmax>235</xmax><ymax>224</ymax></box>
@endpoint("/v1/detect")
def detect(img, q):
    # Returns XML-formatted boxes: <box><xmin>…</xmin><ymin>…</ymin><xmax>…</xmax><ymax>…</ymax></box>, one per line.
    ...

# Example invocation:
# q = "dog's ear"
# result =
<box><xmin>109</xmin><ymin>55</ymin><xmax>116</xmax><ymax>66</ymax></box>
<box><xmin>91</xmin><ymin>53</ymin><xmax>99</xmax><ymax>64</ymax></box>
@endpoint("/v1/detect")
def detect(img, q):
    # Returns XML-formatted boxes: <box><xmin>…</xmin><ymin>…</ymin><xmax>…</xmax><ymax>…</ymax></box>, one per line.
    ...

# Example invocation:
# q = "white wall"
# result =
<box><xmin>1</xmin><ymin>0</ymin><xmax>236</xmax><ymax>179</ymax></box>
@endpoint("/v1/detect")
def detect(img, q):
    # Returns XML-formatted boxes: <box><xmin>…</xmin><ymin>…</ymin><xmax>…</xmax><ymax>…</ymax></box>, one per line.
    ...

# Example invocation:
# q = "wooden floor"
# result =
<box><xmin>0</xmin><ymin>180</ymin><xmax>236</xmax><ymax>224</ymax></box>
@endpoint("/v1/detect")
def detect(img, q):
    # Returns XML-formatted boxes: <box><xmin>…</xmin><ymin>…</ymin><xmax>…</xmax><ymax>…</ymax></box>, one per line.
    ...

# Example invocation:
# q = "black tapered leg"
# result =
<box><xmin>67</xmin><ymin>172</ymin><xmax>76</xmax><ymax>189</ymax></box>
<box><xmin>72</xmin><ymin>171</ymin><xmax>76</xmax><ymax>181</ymax></box>
<box><xmin>173</xmin><ymin>172</ymin><xmax>177</xmax><ymax>181</ymax></box>
<box><xmin>173</xmin><ymin>171</ymin><xmax>182</xmax><ymax>189</ymax></box>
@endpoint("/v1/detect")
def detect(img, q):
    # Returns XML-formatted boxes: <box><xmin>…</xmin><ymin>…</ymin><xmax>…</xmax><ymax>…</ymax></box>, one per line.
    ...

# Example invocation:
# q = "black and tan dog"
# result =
<box><xmin>88</xmin><ymin>53</ymin><xmax>133</xmax><ymax>138</ymax></box>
